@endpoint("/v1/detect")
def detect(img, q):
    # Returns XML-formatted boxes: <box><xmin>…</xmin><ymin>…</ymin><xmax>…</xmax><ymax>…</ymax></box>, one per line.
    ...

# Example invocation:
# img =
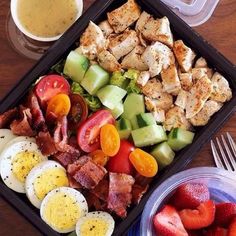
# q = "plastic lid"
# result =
<box><xmin>161</xmin><ymin>0</ymin><xmax>220</xmax><ymax>26</ymax></box>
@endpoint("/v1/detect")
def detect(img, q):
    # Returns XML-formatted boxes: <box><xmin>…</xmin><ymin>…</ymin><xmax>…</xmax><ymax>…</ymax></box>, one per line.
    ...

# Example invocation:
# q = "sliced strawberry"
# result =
<box><xmin>170</xmin><ymin>183</ymin><xmax>210</xmax><ymax>209</ymax></box>
<box><xmin>179</xmin><ymin>200</ymin><xmax>215</xmax><ymax>230</ymax></box>
<box><xmin>214</xmin><ymin>203</ymin><xmax>236</xmax><ymax>227</ymax></box>
<box><xmin>228</xmin><ymin>218</ymin><xmax>236</xmax><ymax>236</ymax></box>
<box><xmin>153</xmin><ymin>205</ymin><xmax>188</xmax><ymax>236</ymax></box>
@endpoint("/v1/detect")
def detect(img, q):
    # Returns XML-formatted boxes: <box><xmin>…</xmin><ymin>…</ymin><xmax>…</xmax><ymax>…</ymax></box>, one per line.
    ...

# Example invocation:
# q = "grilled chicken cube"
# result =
<box><xmin>137</xmin><ymin>71</ymin><xmax>151</xmax><ymax>87</ymax></box>
<box><xmin>185</xmin><ymin>75</ymin><xmax>213</xmax><ymax>119</ymax></box>
<box><xmin>121</xmin><ymin>45</ymin><xmax>149</xmax><ymax>71</ymax></box>
<box><xmin>142</xmin><ymin>16</ymin><xmax>173</xmax><ymax>48</ymax></box>
<box><xmin>135</xmin><ymin>11</ymin><xmax>151</xmax><ymax>32</ymax></box>
<box><xmin>107</xmin><ymin>0</ymin><xmax>141</xmax><ymax>33</ymax></box>
<box><xmin>152</xmin><ymin>109</ymin><xmax>166</xmax><ymax>123</ymax></box>
<box><xmin>210</xmin><ymin>72</ymin><xmax>232</xmax><ymax>103</ymax></box>
<box><xmin>192</xmin><ymin>68</ymin><xmax>213</xmax><ymax>81</ymax></box>
<box><xmin>141</xmin><ymin>42</ymin><xmax>175</xmax><ymax>77</ymax></box>
<box><xmin>97</xmin><ymin>50</ymin><xmax>121</xmax><ymax>72</ymax></box>
<box><xmin>141</xmin><ymin>78</ymin><xmax>163</xmax><ymax>98</ymax></box>
<box><xmin>195</xmin><ymin>57</ymin><xmax>208</xmax><ymax>68</ymax></box>
<box><xmin>175</xmin><ymin>90</ymin><xmax>189</xmax><ymax>110</ymax></box>
<box><xmin>190</xmin><ymin>100</ymin><xmax>223</xmax><ymax>126</ymax></box>
<box><xmin>145</xmin><ymin>94</ymin><xmax>173</xmax><ymax>112</ymax></box>
<box><xmin>173</xmin><ymin>40</ymin><xmax>196</xmax><ymax>72</ymax></box>
<box><xmin>179</xmin><ymin>73</ymin><xmax>193</xmax><ymax>91</ymax></box>
<box><xmin>164</xmin><ymin>106</ymin><xmax>192</xmax><ymax>131</ymax></box>
<box><xmin>108</xmin><ymin>29</ymin><xmax>139</xmax><ymax>60</ymax></box>
<box><xmin>77</xmin><ymin>21</ymin><xmax>108</xmax><ymax>59</ymax></box>
<box><xmin>161</xmin><ymin>64</ymin><xmax>181</xmax><ymax>95</ymax></box>
<box><xmin>98</xmin><ymin>20</ymin><xmax>114</xmax><ymax>37</ymax></box>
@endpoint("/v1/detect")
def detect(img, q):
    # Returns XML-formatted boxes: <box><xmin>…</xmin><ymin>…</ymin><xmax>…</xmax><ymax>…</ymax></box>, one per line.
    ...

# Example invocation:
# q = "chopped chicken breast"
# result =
<box><xmin>121</xmin><ymin>45</ymin><xmax>149</xmax><ymax>71</ymax></box>
<box><xmin>98</xmin><ymin>20</ymin><xmax>114</xmax><ymax>37</ymax></box>
<box><xmin>141</xmin><ymin>42</ymin><xmax>175</xmax><ymax>77</ymax></box>
<box><xmin>152</xmin><ymin>109</ymin><xmax>166</xmax><ymax>123</ymax></box>
<box><xmin>185</xmin><ymin>75</ymin><xmax>213</xmax><ymax>119</ymax></box>
<box><xmin>164</xmin><ymin>106</ymin><xmax>192</xmax><ymax>131</ymax></box>
<box><xmin>210</xmin><ymin>72</ymin><xmax>232</xmax><ymax>102</ymax></box>
<box><xmin>175</xmin><ymin>90</ymin><xmax>189</xmax><ymax>110</ymax></box>
<box><xmin>108</xmin><ymin>29</ymin><xmax>139</xmax><ymax>60</ymax></box>
<box><xmin>141</xmin><ymin>78</ymin><xmax>163</xmax><ymax>98</ymax></box>
<box><xmin>195</xmin><ymin>57</ymin><xmax>208</xmax><ymax>68</ymax></box>
<box><xmin>161</xmin><ymin>64</ymin><xmax>181</xmax><ymax>95</ymax></box>
<box><xmin>137</xmin><ymin>71</ymin><xmax>151</xmax><ymax>87</ymax></box>
<box><xmin>179</xmin><ymin>73</ymin><xmax>193</xmax><ymax>91</ymax></box>
<box><xmin>145</xmin><ymin>94</ymin><xmax>173</xmax><ymax>111</ymax></box>
<box><xmin>135</xmin><ymin>11</ymin><xmax>151</xmax><ymax>32</ymax></box>
<box><xmin>77</xmin><ymin>21</ymin><xmax>108</xmax><ymax>60</ymax></box>
<box><xmin>192</xmin><ymin>68</ymin><xmax>208</xmax><ymax>81</ymax></box>
<box><xmin>97</xmin><ymin>50</ymin><xmax>121</xmax><ymax>72</ymax></box>
<box><xmin>173</xmin><ymin>40</ymin><xmax>196</xmax><ymax>72</ymax></box>
<box><xmin>107</xmin><ymin>0</ymin><xmax>141</xmax><ymax>33</ymax></box>
<box><xmin>190</xmin><ymin>100</ymin><xmax>223</xmax><ymax>126</ymax></box>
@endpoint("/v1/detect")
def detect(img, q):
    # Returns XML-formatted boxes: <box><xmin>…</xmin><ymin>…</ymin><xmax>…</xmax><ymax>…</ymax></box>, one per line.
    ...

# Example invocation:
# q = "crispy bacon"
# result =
<box><xmin>86</xmin><ymin>192</ymin><xmax>107</xmax><ymax>211</ymax></box>
<box><xmin>68</xmin><ymin>175</ymin><xmax>82</xmax><ymax>189</ymax></box>
<box><xmin>10</xmin><ymin>106</ymin><xmax>35</xmax><ymax>137</ymax></box>
<box><xmin>0</xmin><ymin>108</ymin><xmax>18</xmax><ymax>128</ymax></box>
<box><xmin>67</xmin><ymin>156</ymin><xmax>91</xmax><ymax>176</ymax></box>
<box><xmin>108</xmin><ymin>172</ymin><xmax>135</xmax><ymax>218</ymax></box>
<box><xmin>53</xmin><ymin>151</ymin><xmax>80</xmax><ymax>167</ymax></box>
<box><xmin>91</xmin><ymin>178</ymin><xmax>109</xmax><ymax>201</ymax></box>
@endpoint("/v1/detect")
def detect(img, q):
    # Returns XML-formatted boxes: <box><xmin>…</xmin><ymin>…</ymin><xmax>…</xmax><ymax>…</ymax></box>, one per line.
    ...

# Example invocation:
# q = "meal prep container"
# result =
<box><xmin>0</xmin><ymin>0</ymin><xmax>236</xmax><ymax>235</ymax></box>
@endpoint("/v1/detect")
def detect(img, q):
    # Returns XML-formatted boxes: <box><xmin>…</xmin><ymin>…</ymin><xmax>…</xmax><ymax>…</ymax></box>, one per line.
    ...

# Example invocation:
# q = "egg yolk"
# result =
<box><xmin>34</xmin><ymin>168</ymin><xmax>69</xmax><ymax>200</ymax></box>
<box><xmin>43</xmin><ymin>192</ymin><xmax>81</xmax><ymax>231</ymax></box>
<box><xmin>12</xmin><ymin>151</ymin><xmax>42</xmax><ymax>182</ymax></box>
<box><xmin>80</xmin><ymin>218</ymin><xmax>109</xmax><ymax>236</ymax></box>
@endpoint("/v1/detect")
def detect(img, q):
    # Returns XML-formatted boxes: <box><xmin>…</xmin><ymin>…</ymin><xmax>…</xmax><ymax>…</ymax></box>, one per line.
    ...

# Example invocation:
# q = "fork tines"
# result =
<box><xmin>211</xmin><ymin>132</ymin><xmax>236</xmax><ymax>172</ymax></box>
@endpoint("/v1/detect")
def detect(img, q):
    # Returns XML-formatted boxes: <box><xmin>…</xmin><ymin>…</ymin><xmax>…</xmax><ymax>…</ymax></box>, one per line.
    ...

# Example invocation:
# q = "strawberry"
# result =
<box><xmin>153</xmin><ymin>205</ymin><xmax>188</xmax><ymax>236</ymax></box>
<box><xmin>170</xmin><ymin>183</ymin><xmax>210</xmax><ymax>209</ymax></box>
<box><xmin>228</xmin><ymin>218</ymin><xmax>236</xmax><ymax>236</ymax></box>
<box><xmin>214</xmin><ymin>203</ymin><xmax>236</xmax><ymax>227</ymax></box>
<box><xmin>179</xmin><ymin>200</ymin><xmax>216</xmax><ymax>230</ymax></box>
<box><xmin>204</xmin><ymin>227</ymin><xmax>227</xmax><ymax>236</ymax></box>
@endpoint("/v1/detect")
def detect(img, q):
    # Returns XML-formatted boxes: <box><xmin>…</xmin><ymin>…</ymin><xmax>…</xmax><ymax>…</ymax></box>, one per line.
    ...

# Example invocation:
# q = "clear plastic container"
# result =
<box><xmin>161</xmin><ymin>0</ymin><xmax>220</xmax><ymax>26</ymax></box>
<box><xmin>140</xmin><ymin>167</ymin><xmax>236</xmax><ymax>236</ymax></box>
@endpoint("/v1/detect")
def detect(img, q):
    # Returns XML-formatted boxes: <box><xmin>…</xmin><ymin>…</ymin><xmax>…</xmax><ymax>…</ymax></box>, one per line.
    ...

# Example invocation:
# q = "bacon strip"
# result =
<box><xmin>91</xmin><ymin>178</ymin><xmax>109</xmax><ymax>201</ymax></box>
<box><xmin>53</xmin><ymin>151</ymin><xmax>80</xmax><ymax>167</ymax></box>
<box><xmin>0</xmin><ymin>108</ymin><xmax>18</xmax><ymax>128</ymax></box>
<box><xmin>108</xmin><ymin>172</ymin><xmax>135</xmax><ymax>218</ymax></box>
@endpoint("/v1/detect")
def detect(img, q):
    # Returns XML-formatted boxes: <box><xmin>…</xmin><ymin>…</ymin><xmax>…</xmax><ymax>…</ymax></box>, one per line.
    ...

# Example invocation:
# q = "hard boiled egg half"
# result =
<box><xmin>25</xmin><ymin>160</ymin><xmax>69</xmax><ymax>208</ymax></box>
<box><xmin>0</xmin><ymin>140</ymin><xmax>47</xmax><ymax>193</ymax></box>
<box><xmin>40</xmin><ymin>187</ymin><xmax>88</xmax><ymax>233</ymax></box>
<box><xmin>0</xmin><ymin>129</ymin><xmax>17</xmax><ymax>153</ymax></box>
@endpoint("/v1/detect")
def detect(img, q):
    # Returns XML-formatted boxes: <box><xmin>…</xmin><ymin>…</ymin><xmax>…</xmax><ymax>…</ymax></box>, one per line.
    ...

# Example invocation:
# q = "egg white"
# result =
<box><xmin>0</xmin><ymin>129</ymin><xmax>17</xmax><ymax>154</ymax></box>
<box><xmin>76</xmin><ymin>211</ymin><xmax>115</xmax><ymax>236</ymax></box>
<box><xmin>0</xmin><ymin>140</ymin><xmax>47</xmax><ymax>193</ymax></box>
<box><xmin>25</xmin><ymin>160</ymin><xmax>69</xmax><ymax>208</ymax></box>
<box><xmin>40</xmin><ymin>187</ymin><xmax>88</xmax><ymax>233</ymax></box>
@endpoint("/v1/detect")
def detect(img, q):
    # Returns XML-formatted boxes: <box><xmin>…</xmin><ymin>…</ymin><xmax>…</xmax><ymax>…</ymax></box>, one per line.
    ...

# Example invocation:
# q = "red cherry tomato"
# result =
<box><xmin>107</xmin><ymin>140</ymin><xmax>135</xmax><ymax>175</ymax></box>
<box><xmin>35</xmin><ymin>75</ymin><xmax>70</xmax><ymax>106</ymax></box>
<box><xmin>77</xmin><ymin>110</ymin><xmax>115</xmax><ymax>153</ymax></box>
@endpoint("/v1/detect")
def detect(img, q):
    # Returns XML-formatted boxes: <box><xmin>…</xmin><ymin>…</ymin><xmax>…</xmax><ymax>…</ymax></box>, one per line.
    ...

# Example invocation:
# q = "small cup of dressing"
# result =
<box><xmin>11</xmin><ymin>0</ymin><xmax>83</xmax><ymax>42</ymax></box>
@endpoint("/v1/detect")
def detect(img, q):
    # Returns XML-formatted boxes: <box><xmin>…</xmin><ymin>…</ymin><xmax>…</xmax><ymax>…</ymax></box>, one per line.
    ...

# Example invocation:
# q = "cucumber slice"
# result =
<box><xmin>167</xmin><ymin>128</ymin><xmax>195</xmax><ymax>151</ymax></box>
<box><xmin>63</xmin><ymin>51</ymin><xmax>89</xmax><ymax>82</ymax></box>
<box><xmin>108</xmin><ymin>102</ymin><xmax>124</xmax><ymax>119</ymax></box>
<box><xmin>131</xmin><ymin>113</ymin><xmax>156</xmax><ymax>130</ymax></box>
<box><xmin>81</xmin><ymin>65</ymin><xmax>109</xmax><ymax>95</ymax></box>
<box><xmin>122</xmin><ymin>93</ymin><xmax>145</xmax><ymax>120</ymax></box>
<box><xmin>131</xmin><ymin>124</ymin><xmax>167</xmax><ymax>147</ymax></box>
<box><xmin>151</xmin><ymin>142</ymin><xmax>175</xmax><ymax>169</ymax></box>
<box><xmin>116</xmin><ymin>118</ymin><xmax>132</xmax><ymax>139</ymax></box>
<box><xmin>97</xmin><ymin>85</ymin><xmax>127</xmax><ymax>110</ymax></box>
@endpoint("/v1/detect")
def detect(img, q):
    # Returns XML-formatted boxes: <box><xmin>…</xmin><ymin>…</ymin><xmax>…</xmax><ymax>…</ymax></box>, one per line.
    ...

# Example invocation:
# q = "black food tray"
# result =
<box><xmin>0</xmin><ymin>0</ymin><xmax>236</xmax><ymax>235</ymax></box>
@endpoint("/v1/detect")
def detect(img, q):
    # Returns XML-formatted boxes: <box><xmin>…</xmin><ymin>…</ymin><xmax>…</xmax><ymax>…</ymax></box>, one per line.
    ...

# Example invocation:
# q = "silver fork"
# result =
<box><xmin>211</xmin><ymin>132</ymin><xmax>236</xmax><ymax>172</ymax></box>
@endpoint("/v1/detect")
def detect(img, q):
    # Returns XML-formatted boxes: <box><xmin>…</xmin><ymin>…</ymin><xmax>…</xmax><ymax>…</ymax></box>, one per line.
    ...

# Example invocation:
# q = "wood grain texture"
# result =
<box><xmin>0</xmin><ymin>0</ymin><xmax>235</xmax><ymax>235</ymax></box>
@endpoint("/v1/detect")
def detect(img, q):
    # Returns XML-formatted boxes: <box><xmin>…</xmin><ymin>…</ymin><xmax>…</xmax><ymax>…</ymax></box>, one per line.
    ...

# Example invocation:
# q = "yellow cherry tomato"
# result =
<box><xmin>46</xmin><ymin>94</ymin><xmax>71</xmax><ymax>118</ymax></box>
<box><xmin>129</xmin><ymin>148</ymin><xmax>158</xmax><ymax>177</ymax></box>
<box><xmin>90</xmin><ymin>149</ymin><xmax>109</xmax><ymax>166</ymax></box>
<box><xmin>100</xmin><ymin>124</ymin><xmax>120</xmax><ymax>157</ymax></box>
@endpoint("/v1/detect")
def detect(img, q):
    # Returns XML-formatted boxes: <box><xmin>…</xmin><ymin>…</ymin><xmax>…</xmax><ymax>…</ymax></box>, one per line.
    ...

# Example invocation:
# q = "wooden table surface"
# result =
<box><xmin>0</xmin><ymin>0</ymin><xmax>235</xmax><ymax>235</ymax></box>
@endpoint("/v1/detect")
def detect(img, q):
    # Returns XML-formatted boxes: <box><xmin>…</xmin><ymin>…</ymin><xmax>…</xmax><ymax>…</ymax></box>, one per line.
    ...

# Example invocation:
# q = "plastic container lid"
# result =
<box><xmin>161</xmin><ymin>0</ymin><xmax>220</xmax><ymax>26</ymax></box>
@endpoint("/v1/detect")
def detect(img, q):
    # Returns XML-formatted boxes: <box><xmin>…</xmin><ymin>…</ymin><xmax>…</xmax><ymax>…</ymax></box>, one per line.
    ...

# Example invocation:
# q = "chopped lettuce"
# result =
<box><xmin>50</xmin><ymin>59</ymin><xmax>66</xmax><ymax>75</ymax></box>
<box><xmin>71</xmin><ymin>82</ymin><xmax>86</xmax><ymax>95</ymax></box>
<box><xmin>109</xmin><ymin>71</ymin><xmax>129</xmax><ymax>89</ymax></box>
<box><xmin>124</xmin><ymin>69</ymin><xmax>141</xmax><ymax>94</ymax></box>
<box><xmin>124</xmin><ymin>69</ymin><xmax>139</xmax><ymax>80</ymax></box>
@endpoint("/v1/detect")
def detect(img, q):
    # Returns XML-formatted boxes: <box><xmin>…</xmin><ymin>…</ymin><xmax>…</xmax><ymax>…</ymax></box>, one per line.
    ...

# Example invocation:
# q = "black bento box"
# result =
<box><xmin>1</xmin><ymin>0</ymin><xmax>236</xmax><ymax>235</ymax></box>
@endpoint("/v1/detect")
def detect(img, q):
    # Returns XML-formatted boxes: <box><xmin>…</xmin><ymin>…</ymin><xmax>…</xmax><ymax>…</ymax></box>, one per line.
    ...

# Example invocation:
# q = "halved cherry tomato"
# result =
<box><xmin>90</xmin><ymin>149</ymin><xmax>109</xmax><ymax>166</ymax></box>
<box><xmin>68</xmin><ymin>94</ymin><xmax>88</xmax><ymax>130</ymax></box>
<box><xmin>107</xmin><ymin>140</ymin><xmax>134</xmax><ymax>175</ymax></box>
<box><xmin>46</xmin><ymin>94</ymin><xmax>71</xmax><ymax>118</ymax></box>
<box><xmin>100</xmin><ymin>124</ymin><xmax>120</xmax><ymax>157</ymax></box>
<box><xmin>129</xmin><ymin>148</ymin><xmax>158</xmax><ymax>177</ymax></box>
<box><xmin>35</xmin><ymin>75</ymin><xmax>70</xmax><ymax>106</ymax></box>
<box><xmin>77</xmin><ymin>110</ymin><xmax>115</xmax><ymax>153</ymax></box>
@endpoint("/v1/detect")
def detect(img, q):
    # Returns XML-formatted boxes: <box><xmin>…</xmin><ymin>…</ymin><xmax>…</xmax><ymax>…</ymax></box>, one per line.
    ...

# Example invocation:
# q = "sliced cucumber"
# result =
<box><xmin>151</xmin><ymin>142</ymin><xmax>175</xmax><ymax>169</ymax></box>
<box><xmin>167</xmin><ymin>128</ymin><xmax>195</xmax><ymax>151</ymax></box>
<box><xmin>108</xmin><ymin>101</ymin><xmax>124</xmax><ymax>119</ymax></box>
<box><xmin>63</xmin><ymin>51</ymin><xmax>89</xmax><ymax>82</ymax></box>
<box><xmin>97</xmin><ymin>85</ymin><xmax>127</xmax><ymax>110</ymax></box>
<box><xmin>131</xmin><ymin>124</ymin><xmax>167</xmax><ymax>147</ymax></box>
<box><xmin>116</xmin><ymin>118</ymin><xmax>132</xmax><ymax>139</ymax></box>
<box><xmin>122</xmin><ymin>93</ymin><xmax>145</xmax><ymax>120</ymax></box>
<box><xmin>81</xmin><ymin>64</ymin><xmax>109</xmax><ymax>95</ymax></box>
<box><xmin>131</xmin><ymin>113</ymin><xmax>156</xmax><ymax>130</ymax></box>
